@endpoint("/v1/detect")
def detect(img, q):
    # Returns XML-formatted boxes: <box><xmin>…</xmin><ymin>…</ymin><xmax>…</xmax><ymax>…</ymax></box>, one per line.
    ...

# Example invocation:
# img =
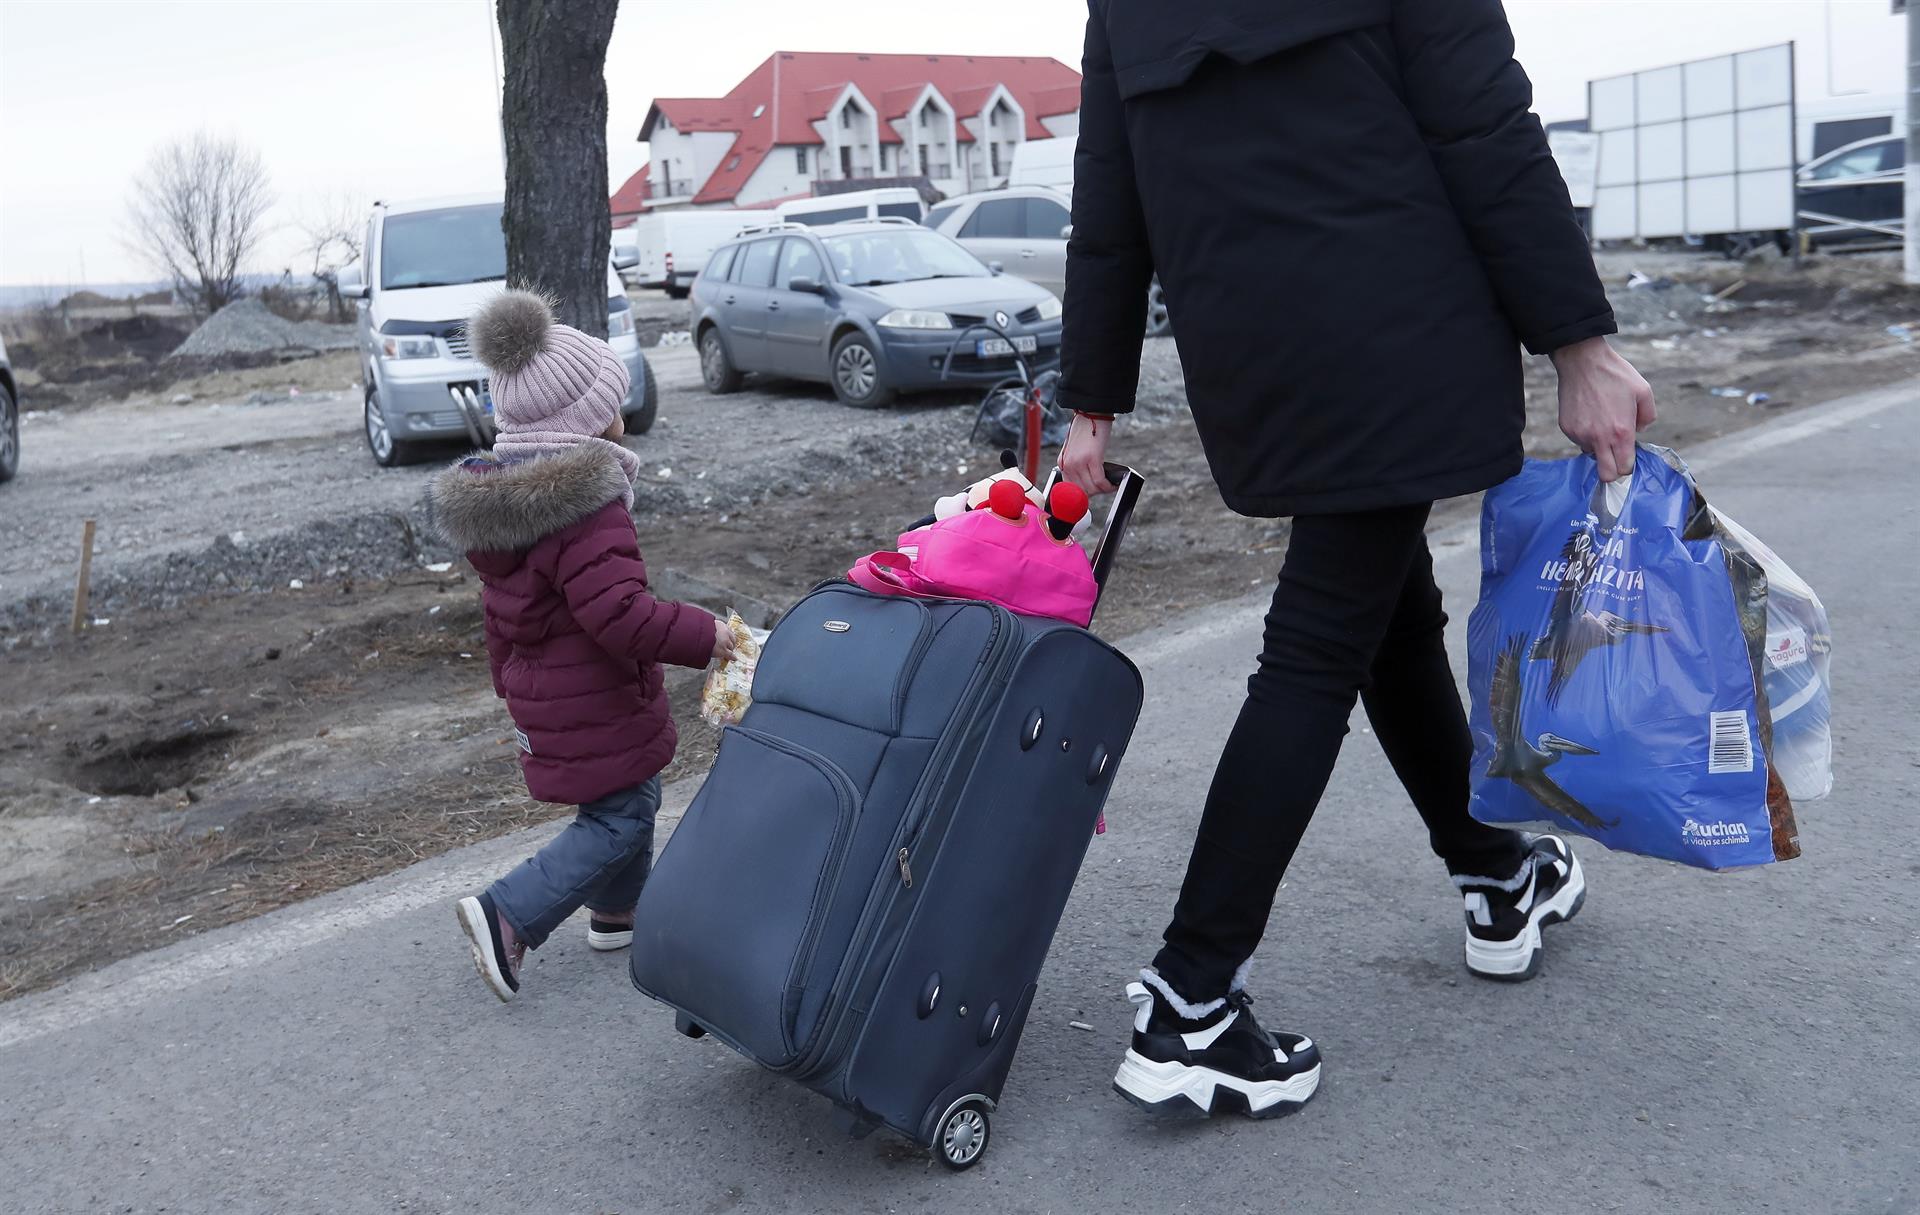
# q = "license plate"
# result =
<box><xmin>977</xmin><ymin>336</ymin><xmax>1037</xmax><ymax>357</ymax></box>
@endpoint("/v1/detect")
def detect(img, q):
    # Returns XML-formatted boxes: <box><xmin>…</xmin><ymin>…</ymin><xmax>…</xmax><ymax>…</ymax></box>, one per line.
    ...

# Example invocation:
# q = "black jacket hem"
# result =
<box><xmin>1217</xmin><ymin>450</ymin><xmax>1523</xmax><ymax>519</ymax></box>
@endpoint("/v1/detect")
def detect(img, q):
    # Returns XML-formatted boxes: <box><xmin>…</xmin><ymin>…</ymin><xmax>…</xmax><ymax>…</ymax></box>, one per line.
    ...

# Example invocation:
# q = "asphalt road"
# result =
<box><xmin>3</xmin><ymin>383</ymin><xmax>1915</xmax><ymax>1214</ymax></box>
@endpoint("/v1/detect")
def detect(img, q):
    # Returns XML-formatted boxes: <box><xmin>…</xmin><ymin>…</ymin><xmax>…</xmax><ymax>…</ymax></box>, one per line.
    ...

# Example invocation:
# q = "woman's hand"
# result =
<box><xmin>711</xmin><ymin>617</ymin><xmax>737</xmax><ymax>666</ymax></box>
<box><xmin>1552</xmin><ymin>336</ymin><xmax>1656</xmax><ymax>483</ymax></box>
<box><xmin>1060</xmin><ymin>414</ymin><xmax>1118</xmax><ymax>494</ymax></box>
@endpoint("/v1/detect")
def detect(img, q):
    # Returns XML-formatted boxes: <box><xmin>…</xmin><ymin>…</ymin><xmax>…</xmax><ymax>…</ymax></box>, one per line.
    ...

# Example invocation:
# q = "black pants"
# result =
<box><xmin>1152</xmin><ymin>502</ymin><xmax>1528</xmax><ymax>1002</ymax></box>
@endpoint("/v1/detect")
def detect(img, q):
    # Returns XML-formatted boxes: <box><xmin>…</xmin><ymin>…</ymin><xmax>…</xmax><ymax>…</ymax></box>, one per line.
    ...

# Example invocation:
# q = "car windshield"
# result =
<box><xmin>821</xmin><ymin>229</ymin><xmax>987</xmax><ymax>286</ymax></box>
<box><xmin>380</xmin><ymin>203</ymin><xmax>507</xmax><ymax>290</ymax></box>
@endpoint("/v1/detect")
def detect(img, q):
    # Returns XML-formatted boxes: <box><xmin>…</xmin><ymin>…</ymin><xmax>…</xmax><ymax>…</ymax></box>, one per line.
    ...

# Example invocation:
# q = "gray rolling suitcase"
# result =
<box><xmin>631</xmin><ymin>467</ymin><xmax>1145</xmax><ymax>1169</ymax></box>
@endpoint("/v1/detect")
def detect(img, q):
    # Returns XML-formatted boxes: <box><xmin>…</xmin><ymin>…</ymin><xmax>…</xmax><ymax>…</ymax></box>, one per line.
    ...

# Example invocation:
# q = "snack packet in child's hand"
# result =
<box><xmin>700</xmin><ymin>611</ymin><xmax>765</xmax><ymax>727</ymax></box>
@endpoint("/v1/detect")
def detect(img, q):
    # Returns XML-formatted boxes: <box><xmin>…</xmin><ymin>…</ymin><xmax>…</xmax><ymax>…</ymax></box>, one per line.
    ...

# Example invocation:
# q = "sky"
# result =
<box><xmin>0</xmin><ymin>0</ymin><xmax>1906</xmax><ymax>288</ymax></box>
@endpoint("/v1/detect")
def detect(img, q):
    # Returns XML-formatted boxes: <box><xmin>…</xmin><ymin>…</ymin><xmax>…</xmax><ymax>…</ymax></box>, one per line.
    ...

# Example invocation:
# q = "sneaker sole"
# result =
<box><xmin>586</xmin><ymin>927</ymin><xmax>634</xmax><ymax>951</ymax></box>
<box><xmin>455</xmin><ymin>897</ymin><xmax>517</xmax><ymax>1002</ymax></box>
<box><xmin>1464</xmin><ymin>848</ymin><xmax>1587</xmax><ymax>983</ymax></box>
<box><xmin>1112</xmin><ymin>1051</ymin><xmax>1321</xmax><ymax>1121</ymax></box>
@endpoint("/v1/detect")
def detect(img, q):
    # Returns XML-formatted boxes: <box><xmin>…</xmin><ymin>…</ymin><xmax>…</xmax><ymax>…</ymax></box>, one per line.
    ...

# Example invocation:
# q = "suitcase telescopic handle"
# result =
<box><xmin>1043</xmin><ymin>463</ymin><xmax>1144</xmax><ymax>624</ymax></box>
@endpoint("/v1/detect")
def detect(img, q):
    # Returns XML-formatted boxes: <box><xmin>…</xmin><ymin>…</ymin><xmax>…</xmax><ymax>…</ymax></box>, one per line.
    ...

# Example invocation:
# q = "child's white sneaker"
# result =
<box><xmin>456</xmin><ymin>893</ymin><xmax>524</xmax><ymax>1001</ymax></box>
<box><xmin>586</xmin><ymin>915</ymin><xmax>634</xmax><ymax>951</ymax></box>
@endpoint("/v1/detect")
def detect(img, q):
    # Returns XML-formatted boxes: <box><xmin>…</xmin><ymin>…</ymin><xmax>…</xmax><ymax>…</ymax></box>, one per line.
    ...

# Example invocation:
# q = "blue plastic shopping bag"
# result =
<box><xmin>1467</xmin><ymin>446</ymin><xmax>1803</xmax><ymax>869</ymax></box>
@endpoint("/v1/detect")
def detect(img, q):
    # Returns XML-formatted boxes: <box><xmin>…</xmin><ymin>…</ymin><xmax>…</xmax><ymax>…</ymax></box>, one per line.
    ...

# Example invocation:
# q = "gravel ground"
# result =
<box><xmin>0</xmin><ymin>335</ymin><xmax>1190</xmax><ymax>639</ymax></box>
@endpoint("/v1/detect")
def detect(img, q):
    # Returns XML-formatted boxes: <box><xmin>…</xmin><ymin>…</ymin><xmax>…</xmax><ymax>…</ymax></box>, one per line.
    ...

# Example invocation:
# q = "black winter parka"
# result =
<box><xmin>1057</xmin><ymin>0</ymin><xmax>1616</xmax><ymax>517</ymax></box>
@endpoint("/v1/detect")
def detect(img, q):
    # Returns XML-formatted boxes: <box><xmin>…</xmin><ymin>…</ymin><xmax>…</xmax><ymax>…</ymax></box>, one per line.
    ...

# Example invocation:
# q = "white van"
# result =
<box><xmin>1008</xmin><ymin>137</ymin><xmax>1076</xmax><ymax>193</ymax></box>
<box><xmin>776</xmin><ymin>187</ymin><xmax>925</xmax><ymax>227</ymax></box>
<box><xmin>338</xmin><ymin>194</ymin><xmax>655</xmax><ymax>466</ymax></box>
<box><xmin>628</xmin><ymin>209</ymin><xmax>755</xmax><ymax>298</ymax></box>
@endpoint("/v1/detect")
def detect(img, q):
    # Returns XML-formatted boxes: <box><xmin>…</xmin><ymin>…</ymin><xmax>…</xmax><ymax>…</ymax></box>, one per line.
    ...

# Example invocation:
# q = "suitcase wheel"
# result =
<box><xmin>674</xmin><ymin>1013</ymin><xmax>707</xmax><ymax>1040</ymax></box>
<box><xmin>935</xmin><ymin>1097</ymin><xmax>992</xmax><ymax>1171</ymax></box>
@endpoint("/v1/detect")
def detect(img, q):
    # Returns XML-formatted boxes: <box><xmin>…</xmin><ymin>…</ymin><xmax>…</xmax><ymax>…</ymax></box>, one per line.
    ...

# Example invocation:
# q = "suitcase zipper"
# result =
<box><xmin>896</xmin><ymin>847</ymin><xmax>913</xmax><ymax>889</ymax></box>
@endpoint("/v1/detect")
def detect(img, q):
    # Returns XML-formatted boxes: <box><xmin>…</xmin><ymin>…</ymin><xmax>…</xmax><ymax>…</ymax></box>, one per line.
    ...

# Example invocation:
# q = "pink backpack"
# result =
<box><xmin>847</xmin><ymin>466</ymin><xmax>1141</xmax><ymax>629</ymax></box>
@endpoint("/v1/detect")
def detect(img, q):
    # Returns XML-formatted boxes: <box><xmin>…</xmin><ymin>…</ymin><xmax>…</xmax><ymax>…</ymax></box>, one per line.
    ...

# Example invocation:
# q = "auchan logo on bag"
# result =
<box><xmin>1681</xmin><ymin>817</ymin><xmax>1751</xmax><ymax>846</ymax></box>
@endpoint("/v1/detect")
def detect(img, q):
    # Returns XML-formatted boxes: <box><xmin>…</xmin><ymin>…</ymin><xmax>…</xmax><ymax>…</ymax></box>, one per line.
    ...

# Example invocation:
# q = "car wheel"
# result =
<box><xmin>0</xmin><ymin>380</ymin><xmax>18</xmax><ymax>483</ymax></box>
<box><xmin>364</xmin><ymin>388</ymin><xmax>420</xmax><ymax>467</ymax></box>
<box><xmin>1144</xmin><ymin>278</ymin><xmax>1172</xmax><ymax>338</ymax></box>
<box><xmin>625</xmin><ymin>359</ymin><xmax>659</xmax><ymax>435</ymax></box>
<box><xmin>700</xmin><ymin>328</ymin><xmax>744</xmax><ymax>394</ymax></box>
<box><xmin>830</xmin><ymin>332</ymin><xmax>895</xmax><ymax>409</ymax></box>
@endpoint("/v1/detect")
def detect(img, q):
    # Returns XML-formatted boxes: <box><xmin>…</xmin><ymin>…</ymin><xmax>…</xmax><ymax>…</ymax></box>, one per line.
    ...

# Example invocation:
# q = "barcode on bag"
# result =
<box><xmin>1708</xmin><ymin>711</ymin><xmax>1753</xmax><ymax>774</ymax></box>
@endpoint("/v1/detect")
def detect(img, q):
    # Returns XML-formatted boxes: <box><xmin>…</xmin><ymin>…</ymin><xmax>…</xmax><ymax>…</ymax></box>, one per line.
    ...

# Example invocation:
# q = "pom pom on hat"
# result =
<box><xmin>467</xmin><ymin>290</ymin><xmax>553</xmax><ymax>375</ymax></box>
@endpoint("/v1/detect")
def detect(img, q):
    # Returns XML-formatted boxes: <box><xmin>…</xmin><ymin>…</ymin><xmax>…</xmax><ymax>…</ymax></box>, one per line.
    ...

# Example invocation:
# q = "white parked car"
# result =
<box><xmin>923</xmin><ymin>185</ymin><xmax>1171</xmax><ymax>337</ymax></box>
<box><xmin>777</xmin><ymin>187</ymin><xmax>925</xmax><ymax>227</ymax></box>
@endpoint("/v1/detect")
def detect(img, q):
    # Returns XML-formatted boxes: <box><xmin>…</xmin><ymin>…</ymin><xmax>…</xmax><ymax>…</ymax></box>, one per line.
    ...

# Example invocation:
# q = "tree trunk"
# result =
<box><xmin>496</xmin><ymin>0</ymin><xmax>618</xmax><ymax>339</ymax></box>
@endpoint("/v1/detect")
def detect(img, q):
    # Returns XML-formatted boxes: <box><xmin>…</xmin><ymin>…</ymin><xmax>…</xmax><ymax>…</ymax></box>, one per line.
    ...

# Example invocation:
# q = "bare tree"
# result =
<box><xmin>124</xmin><ymin>132</ymin><xmax>274</xmax><ymax>316</ymax></box>
<box><xmin>496</xmin><ymin>0</ymin><xmax>618</xmax><ymax>338</ymax></box>
<box><xmin>297</xmin><ymin>192</ymin><xmax>367</xmax><ymax>322</ymax></box>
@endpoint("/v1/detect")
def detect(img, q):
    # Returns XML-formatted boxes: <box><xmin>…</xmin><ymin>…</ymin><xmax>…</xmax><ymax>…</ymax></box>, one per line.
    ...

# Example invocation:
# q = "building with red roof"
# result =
<box><xmin>609</xmin><ymin>165</ymin><xmax>653</xmax><ymax>226</ymax></box>
<box><xmin>634</xmin><ymin>51</ymin><xmax>1081</xmax><ymax>211</ymax></box>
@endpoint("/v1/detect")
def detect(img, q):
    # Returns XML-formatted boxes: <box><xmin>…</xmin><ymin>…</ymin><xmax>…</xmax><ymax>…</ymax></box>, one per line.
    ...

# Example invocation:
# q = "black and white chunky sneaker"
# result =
<box><xmin>1112</xmin><ymin>972</ymin><xmax>1322</xmax><ymax>1120</ymax></box>
<box><xmin>1459</xmin><ymin>834</ymin><xmax>1586</xmax><ymax>982</ymax></box>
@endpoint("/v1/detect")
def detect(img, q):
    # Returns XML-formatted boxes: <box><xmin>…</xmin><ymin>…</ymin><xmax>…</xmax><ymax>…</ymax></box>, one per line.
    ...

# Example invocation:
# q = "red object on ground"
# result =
<box><xmin>987</xmin><ymin>478</ymin><xmax>1028</xmax><ymax>520</ymax></box>
<box><xmin>1047</xmin><ymin>481</ymin><xmax>1090</xmax><ymax>526</ymax></box>
<box><xmin>1022</xmin><ymin>388</ymin><xmax>1043</xmax><ymax>483</ymax></box>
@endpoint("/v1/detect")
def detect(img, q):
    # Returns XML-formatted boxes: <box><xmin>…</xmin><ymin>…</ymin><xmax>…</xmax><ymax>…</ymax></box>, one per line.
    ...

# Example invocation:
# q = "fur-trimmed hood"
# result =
<box><xmin>429</xmin><ymin>444</ymin><xmax>631</xmax><ymax>554</ymax></box>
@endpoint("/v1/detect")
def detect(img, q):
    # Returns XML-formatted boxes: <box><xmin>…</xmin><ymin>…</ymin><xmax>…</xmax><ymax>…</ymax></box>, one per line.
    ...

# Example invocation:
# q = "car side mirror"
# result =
<box><xmin>988</xmin><ymin>261</ymin><xmax>1004</xmax><ymax>276</ymax></box>
<box><xmin>612</xmin><ymin>251</ymin><xmax>639</xmax><ymax>270</ymax></box>
<box><xmin>1059</xmin><ymin>224</ymin><xmax>1073</xmax><ymax>240</ymax></box>
<box><xmin>788</xmin><ymin>275</ymin><xmax>827</xmax><ymax>295</ymax></box>
<box><xmin>338</xmin><ymin>261</ymin><xmax>368</xmax><ymax>300</ymax></box>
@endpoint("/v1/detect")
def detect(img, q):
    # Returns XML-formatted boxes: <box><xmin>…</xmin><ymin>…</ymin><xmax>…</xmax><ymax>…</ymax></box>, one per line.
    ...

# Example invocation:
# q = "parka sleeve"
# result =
<box><xmin>1057</xmin><ymin>1</ymin><xmax>1154</xmax><ymax>415</ymax></box>
<box><xmin>552</xmin><ymin>517</ymin><xmax>716</xmax><ymax>671</ymax></box>
<box><xmin>1389</xmin><ymin>0</ymin><xmax>1615</xmax><ymax>354</ymax></box>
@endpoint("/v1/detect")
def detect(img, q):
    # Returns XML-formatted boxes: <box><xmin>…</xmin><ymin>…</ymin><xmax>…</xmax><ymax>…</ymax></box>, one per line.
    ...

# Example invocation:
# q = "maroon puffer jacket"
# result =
<box><xmin>429</xmin><ymin>444</ymin><xmax>715</xmax><ymax>805</ymax></box>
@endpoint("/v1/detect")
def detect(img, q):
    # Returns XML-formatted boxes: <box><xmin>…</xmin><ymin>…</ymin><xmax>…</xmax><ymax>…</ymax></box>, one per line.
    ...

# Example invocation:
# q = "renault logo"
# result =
<box><xmin>994</xmin><ymin>310</ymin><xmax>1010</xmax><ymax>329</ymax></box>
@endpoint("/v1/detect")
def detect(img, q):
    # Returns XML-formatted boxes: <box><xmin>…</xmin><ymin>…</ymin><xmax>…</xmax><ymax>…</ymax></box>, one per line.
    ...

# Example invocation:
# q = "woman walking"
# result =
<box><xmin>1057</xmin><ymin>0</ymin><xmax>1655</xmax><ymax>1118</ymax></box>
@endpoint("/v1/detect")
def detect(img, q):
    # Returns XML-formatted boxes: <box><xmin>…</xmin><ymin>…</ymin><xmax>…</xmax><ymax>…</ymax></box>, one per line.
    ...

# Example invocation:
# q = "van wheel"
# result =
<box><xmin>625</xmin><ymin>359</ymin><xmax>659</xmax><ymax>435</ymax></box>
<box><xmin>365</xmin><ymin>388</ymin><xmax>421</xmax><ymax>467</ymax></box>
<box><xmin>700</xmin><ymin>329</ymin><xmax>744</xmax><ymax>394</ymax></box>
<box><xmin>830</xmin><ymin>332</ymin><xmax>895</xmax><ymax>409</ymax></box>
<box><xmin>1144</xmin><ymin>278</ymin><xmax>1172</xmax><ymax>338</ymax></box>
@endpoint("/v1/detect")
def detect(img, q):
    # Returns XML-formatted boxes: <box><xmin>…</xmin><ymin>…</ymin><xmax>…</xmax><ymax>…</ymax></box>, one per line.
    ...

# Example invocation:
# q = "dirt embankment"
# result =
<box><xmin>4</xmin><ymin>250</ymin><xmax>1918</xmax><ymax>1000</ymax></box>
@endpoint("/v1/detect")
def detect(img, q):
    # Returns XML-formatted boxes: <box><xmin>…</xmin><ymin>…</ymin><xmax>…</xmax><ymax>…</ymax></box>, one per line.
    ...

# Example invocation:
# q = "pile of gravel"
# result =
<box><xmin>170</xmin><ymin>299</ymin><xmax>356</xmax><ymax>360</ymax></box>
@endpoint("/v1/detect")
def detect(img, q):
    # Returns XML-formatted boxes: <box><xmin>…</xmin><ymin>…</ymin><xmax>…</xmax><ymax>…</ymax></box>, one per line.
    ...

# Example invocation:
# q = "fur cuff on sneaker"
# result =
<box><xmin>1450</xmin><ymin>851</ymin><xmax>1537</xmax><ymax>893</ymax></box>
<box><xmin>1139</xmin><ymin>968</ymin><xmax>1227</xmax><ymax>1021</ymax></box>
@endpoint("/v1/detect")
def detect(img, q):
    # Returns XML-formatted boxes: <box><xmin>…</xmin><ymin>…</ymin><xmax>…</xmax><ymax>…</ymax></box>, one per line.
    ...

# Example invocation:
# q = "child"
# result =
<box><xmin>431</xmin><ymin>289</ymin><xmax>733</xmax><ymax>1002</ymax></box>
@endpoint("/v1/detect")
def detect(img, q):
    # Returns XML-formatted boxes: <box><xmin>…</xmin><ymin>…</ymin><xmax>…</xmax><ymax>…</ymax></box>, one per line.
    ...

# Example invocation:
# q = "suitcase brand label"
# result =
<box><xmin>823</xmin><ymin>620</ymin><xmax>851</xmax><ymax>633</ymax></box>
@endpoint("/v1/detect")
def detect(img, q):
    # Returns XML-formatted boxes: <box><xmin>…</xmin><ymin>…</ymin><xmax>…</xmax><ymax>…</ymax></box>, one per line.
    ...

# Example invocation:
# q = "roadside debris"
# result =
<box><xmin>1709</xmin><ymin>386</ymin><xmax>1746</xmax><ymax>398</ymax></box>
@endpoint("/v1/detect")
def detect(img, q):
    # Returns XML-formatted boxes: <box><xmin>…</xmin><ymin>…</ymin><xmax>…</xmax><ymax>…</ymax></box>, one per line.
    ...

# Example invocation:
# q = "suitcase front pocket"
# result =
<box><xmin>631</xmin><ymin>728</ymin><xmax>858</xmax><ymax>1069</ymax></box>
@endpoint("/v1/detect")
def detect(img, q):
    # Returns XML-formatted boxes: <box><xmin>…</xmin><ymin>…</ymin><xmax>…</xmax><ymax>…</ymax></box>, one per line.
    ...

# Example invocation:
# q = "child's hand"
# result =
<box><xmin>712</xmin><ymin>617</ymin><xmax>738</xmax><ymax>665</ymax></box>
